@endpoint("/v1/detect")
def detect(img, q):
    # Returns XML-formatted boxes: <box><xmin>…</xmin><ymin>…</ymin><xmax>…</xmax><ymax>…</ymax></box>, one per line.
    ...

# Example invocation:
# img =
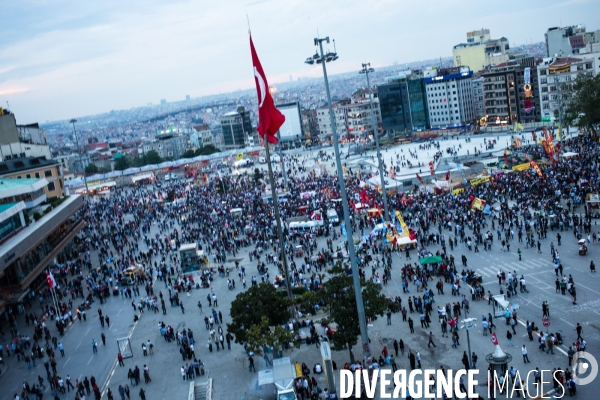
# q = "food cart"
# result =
<box><xmin>295</xmin><ymin>245</ymin><xmax>304</xmax><ymax>258</ymax></box>
<box><xmin>179</xmin><ymin>243</ymin><xmax>210</xmax><ymax>273</ymax></box>
<box><xmin>578</xmin><ymin>239</ymin><xmax>588</xmax><ymax>255</ymax></box>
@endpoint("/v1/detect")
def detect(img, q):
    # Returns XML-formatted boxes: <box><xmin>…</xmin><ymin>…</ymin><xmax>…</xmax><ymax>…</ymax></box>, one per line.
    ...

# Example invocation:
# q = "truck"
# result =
<box><xmin>258</xmin><ymin>357</ymin><xmax>298</xmax><ymax>400</ymax></box>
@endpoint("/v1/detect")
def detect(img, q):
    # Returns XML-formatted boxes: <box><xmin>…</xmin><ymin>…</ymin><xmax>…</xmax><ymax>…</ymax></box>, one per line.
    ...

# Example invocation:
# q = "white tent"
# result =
<box><xmin>132</xmin><ymin>172</ymin><xmax>154</xmax><ymax>183</ymax></box>
<box><xmin>561</xmin><ymin>152</ymin><xmax>579</xmax><ymax>158</ymax></box>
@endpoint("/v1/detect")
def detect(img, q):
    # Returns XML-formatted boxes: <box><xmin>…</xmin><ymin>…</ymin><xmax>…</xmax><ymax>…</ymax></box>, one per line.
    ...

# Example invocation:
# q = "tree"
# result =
<box><xmin>145</xmin><ymin>150</ymin><xmax>162</xmax><ymax>165</ymax></box>
<box><xmin>84</xmin><ymin>164</ymin><xmax>98</xmax><ymax>174</ymax></box>
<box><xmin>564</xmin><ymin>73</ymin><xmax>600</xmax><ymax>136</ymax></box>
<box><xmin>114</xmin><ymin>156</ymin><xmax>130</xmax><ymax>171</ymax></box>
<box><xmin>315</xmin><ymin>261</ymin><xmax>388</xmax><ymax>362</ymax></box>
<box><xmin>181</xmin><ymin>149</ymin><xmax>196</xmax><ymax>159</ymax></box>
<box><xmin>227</xmin><ymin>283</ymin><xmax>292</xmax><ymax>344</ymax></box>
<box><xmin>195</xmin><ymin>145</ymin><xmax>221</xmax><ymax>156</ymax></box>
<box><xmin>246</xmin><ymin>315</ymin><xmax>298</xmax><ymax>357</ymax></box>
<box><xmin>252</xmin><ymin>167</ymin><xmax>264</xmax><ymax>184</ymax></box>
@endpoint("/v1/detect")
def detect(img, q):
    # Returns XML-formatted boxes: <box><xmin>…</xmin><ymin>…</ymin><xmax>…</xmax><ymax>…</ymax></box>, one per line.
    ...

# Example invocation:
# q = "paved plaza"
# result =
<box><xmin>2</xmin><ymin>131</ymin><xmax>599</xmax><ymax>400</ymax></box>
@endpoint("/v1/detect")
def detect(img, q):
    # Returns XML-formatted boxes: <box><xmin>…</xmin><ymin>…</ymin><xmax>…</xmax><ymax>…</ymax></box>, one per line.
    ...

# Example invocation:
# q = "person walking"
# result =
<box><xmin>58</xmin><ymin>342</ymin><xmax>64</xmax><ymax>356</ymax></box>
<box><xmin>427</xmin><ymin>332</ymin><xmax>436</xmax><ymax>348</ymax></box>
<box><xmin>118</xmin><ymin>385</ymin><xmax>125</xmax><ymax>400</ymax></box>
<box><xmin>101</xmin><ymin>333</ymin><xmax>106</xmax><ymax>346</ymax></box>
<box><xmin>393</xmin><ymin>339</ymin><xmax>399</xmax><ymax>357</ymax></box>
<box><xmin>248</xmin><ymin>355</ymin><xmax>256</xmax><ymax>372</ymax></box>
<box><xmin>386</xmin><ymin>310</ymin><xmax>392</xmax><ymax>325</ymax></box>
<box><xmin>118</xmin><ymin>352</ymin><xmax>125</xmax><ymax>367</ymax></box>
<box><xmin>522</xmin><ymin>345</ymin><xmax>530</xmax><ymax>363</ymax></box>
<box><xmin>575</xmin><ymin>323</ymin><xmax>584</xmax><ymax>341</ymax></box>
<box><xmin>462</xmin><ymin>351</ymin><xmax>470</xmax><ymax>370</ymax></box>
<box><xmin>139</xmin><ymin>388</ymin><xmax>146</xmax><ymax>400</ymax></box>
<box><xmin>506</xmin><ymin>331</ymin><xmax>513</xmax><ymax>346</ymax></box>
<box><xmin>408</xmin><ymin>317</ymin><xmax>414</xmax><ymax>333</ymax></box>
<box><xmin>471</xmin><ymin>352</ymin><xmax>478</xmax><ymax>369</ymax></box>
<box><xmin>92</xmin><ymin>339</ymin><xmax>98</xmax><ymax>354</ymax></box>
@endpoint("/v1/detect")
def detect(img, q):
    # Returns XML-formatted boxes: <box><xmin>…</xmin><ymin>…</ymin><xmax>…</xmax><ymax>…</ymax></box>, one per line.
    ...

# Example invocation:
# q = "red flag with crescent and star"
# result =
<box><xmin>250</xmin><ymin>35</ymin><xmax>285</xmax><ymax>144</ymax></box>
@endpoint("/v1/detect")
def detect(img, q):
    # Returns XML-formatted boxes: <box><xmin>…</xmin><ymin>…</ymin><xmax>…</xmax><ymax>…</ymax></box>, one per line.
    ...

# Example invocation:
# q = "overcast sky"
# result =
<box><xmin>1</xmin><ymin>0</ymin><xmax>598</xmax><ymax>123</ymax></box>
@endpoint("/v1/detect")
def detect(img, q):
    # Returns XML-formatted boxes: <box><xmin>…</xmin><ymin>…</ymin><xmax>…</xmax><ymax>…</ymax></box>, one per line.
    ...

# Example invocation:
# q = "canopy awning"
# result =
<box><xmin>132</xmin><ymin>172</ymin><xmax>154</xmax><ymax>183</ymax></box>
<box><xmin>419</xmin><ymin>255</ymin><xmax>443</xmax><ymax>265</ymax></box>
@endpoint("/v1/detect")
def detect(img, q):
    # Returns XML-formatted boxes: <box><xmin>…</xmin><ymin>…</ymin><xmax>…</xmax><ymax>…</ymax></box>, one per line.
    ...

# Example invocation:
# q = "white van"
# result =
<box><xmin>234</xmin><ymin>159</ymin><xmax>252</xmax><ymax>168</ymax></box>
<box><xmin>327</xmin><ymin>209</ymin><xmax>340</xmax><ymax>225</ymax></box>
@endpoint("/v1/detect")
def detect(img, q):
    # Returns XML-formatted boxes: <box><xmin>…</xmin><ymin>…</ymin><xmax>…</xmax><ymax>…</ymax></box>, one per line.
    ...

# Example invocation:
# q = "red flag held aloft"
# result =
<box><xmin>250</xmin><ymin>36</ymin><xmax>285</xmax><ymax>144</ymax></box>
<box><xmin>416</xmin><ymin>174</ymin><xmax>424</xmax><ymax>184</ymax></box>
<box><xmin>46</xmin><ymin>271</ymin><xmax>56</xmax><ymax>289</ymax></box>
<box><xmin>445</xmin><ymin>171</ymin><xmax>450</xmax><ymax>181</ymax></box>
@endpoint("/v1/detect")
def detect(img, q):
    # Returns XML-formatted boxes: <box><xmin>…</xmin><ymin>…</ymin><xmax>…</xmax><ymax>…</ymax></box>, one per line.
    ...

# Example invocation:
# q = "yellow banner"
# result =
<box><xmin>453</xmin><ymin>188</ymin><xmax>465</xmax><ymax>195</ymax></box>
<box><xmin>471</xmin><ymin>197</ymin><xmax>486</xmax><ymax>211</ymax></box>
<box><xmin>394</xmin><ymin>211</ymin><xmax>409</xmax><ymax>235</ymax></box>
<box><xmin>470</xmin><ymin>176</ymin><xmax>490</xmax><ymax>186</ymax></box>
<box><xmin>512</xmin><ymin>163</ymin><xmax>531</xmax><ymax>172</ymax></box>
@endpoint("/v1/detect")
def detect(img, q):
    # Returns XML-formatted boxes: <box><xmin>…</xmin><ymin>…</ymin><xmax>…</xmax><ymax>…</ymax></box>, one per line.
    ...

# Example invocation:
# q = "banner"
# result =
<box><xmin>470</xmin><ymin>176</ymin><xmax>490</xmax><ymax>186</ymax></box>
<box><xmin>432</xmin><ymin>180</ymin><xmax>449</xmax><ymax>189</ymax></box>
<box><xmin>529</xmin><ymin>160</ymin><xmax>543</xmax><ymax>177</ymax></box>
<box><xmin>394</xmin><ymin>210</ymin><xmax>409</xmax><ymax>235</ymax></box>
<box><xmin>512</xmin><ymin>163</ymin><xmax>531</xmax><ymax>171</ymax></box>
<box><xmin>471</xmin><ymin>197</ymin><xmax>486</xmax><ymax>211</ymax></box>
<box><xmin>453</xmin><ymin>188</ymin><xmax>464</xmax><ymax>195</ymax></box>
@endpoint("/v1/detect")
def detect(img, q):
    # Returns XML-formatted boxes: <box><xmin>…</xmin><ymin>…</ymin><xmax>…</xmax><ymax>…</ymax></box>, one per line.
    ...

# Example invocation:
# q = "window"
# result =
<box><xmin>26</xmin><ymin>174</ymin><xmax>31</xmax><ymax>178</ymax></box>
<box><xmin>17</xmin><ymin>176</ymin><xmax>22</xmax><ymax>179</ymax></box>
<box><xmin>47</xmin><ymin>182</ymin><xmax>56</xmax><ymax>191</ymax></box>
<box><xmin>44</xmin><ymin>170</ymin><xmax>52</xmax><ymax>177</ymax></box>
<box><xmin>35</xmin><ymin>172</ymin><xmax>40</xmax><ymax>178</ymax></box>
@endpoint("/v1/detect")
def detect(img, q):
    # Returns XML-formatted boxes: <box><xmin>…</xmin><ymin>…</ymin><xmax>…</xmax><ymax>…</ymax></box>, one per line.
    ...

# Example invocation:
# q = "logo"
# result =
<box><xmin>571</xmin><ymin>351</ymin><xmax>598</xmax><ymax>386</ymax></box>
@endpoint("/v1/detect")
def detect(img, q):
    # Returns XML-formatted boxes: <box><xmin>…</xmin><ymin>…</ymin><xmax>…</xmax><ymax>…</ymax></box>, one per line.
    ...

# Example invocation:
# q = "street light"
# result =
<box><xmin>461</xmin><ymin>317</ymin><xmax>477</xmax><ymax>368</ymax></box>
<box><xmin>70</xmin><ymin>119</ymin><xmax>89</xmax><ymax>200</ymax></box>
<box><xmin>305</xmin><ymin>37</ymin><xmax>371</xmax><ymax>365</ymax></box>
<box><xmin>359</xmin><ymin>63</ymin><xmax>390</xmax><ymax>223</ymax></box>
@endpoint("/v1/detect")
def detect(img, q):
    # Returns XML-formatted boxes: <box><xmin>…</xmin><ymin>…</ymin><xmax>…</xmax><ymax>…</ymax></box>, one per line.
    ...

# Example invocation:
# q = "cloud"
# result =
<box><xmin>2</xmin><ymin>0</ymin><xmax>599</xmax><ymax>122</ymax></box>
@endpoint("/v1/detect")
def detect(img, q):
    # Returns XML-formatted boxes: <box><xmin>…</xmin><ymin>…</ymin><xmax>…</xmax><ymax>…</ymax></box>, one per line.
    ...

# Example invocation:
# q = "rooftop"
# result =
<box><xmin>0</xmin><ymin>156</ymin><xmax>58</xmax><ymax>176</ymax></box>
<box><xmin>0</xmin><ymin>178</ymin><xmax>49</xmax><ymax>198</ymax></box>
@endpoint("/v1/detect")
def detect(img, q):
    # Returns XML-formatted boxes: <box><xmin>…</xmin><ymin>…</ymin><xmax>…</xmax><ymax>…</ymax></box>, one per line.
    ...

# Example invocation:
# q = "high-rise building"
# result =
<box><xmin>378</xmin><ymin>70</ymin><xmax>429</xmax><ymax>137</ymax></box>
<box><xmin>301</xmin><ymin>109</ymin><xmax>319</xmax><ymax>140</ymax></box>
<box><xmin>452</xmin><ymin>29</ymin><xmax>510</xmax><ymax>71</ymax></box>
<box><xmin>423</xmin><ymin>67</ymin><xmax>475</xmax><ymax>129</ymax></box>
<box><xmin>471</xmin><ymin>76</ymin><xmax>485</xmax><ymax>121</ymax></box>
<box><xmin>481</xmin><ymin>57</ymin><xmax>541</xmax><ymax>126</ymax></box>
<box><xmin>220</xmin><ymin>107</ymin><xmax>252</xmax><ymax>150</ymax></box>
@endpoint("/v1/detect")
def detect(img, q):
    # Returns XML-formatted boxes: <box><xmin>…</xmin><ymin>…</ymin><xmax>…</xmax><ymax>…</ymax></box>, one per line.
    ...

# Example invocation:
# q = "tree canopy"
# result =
<box><xmin>114</xmin><ymin>156</ymin><xmax>130</xmax><ymax>171</ymax></box>
<box><xmin>316</xmin><ymin>261</ymin><xmax>388</xmax><ymax>361</ymax></box>
<box><xmin>84</xmin><ymin>163</ymin><xmax>98</xmax><ymax>174</ymax></box>
<box><xmin>564</xmin><ymin>73</ymin><xmax>600</xmax><ymax>135</ymax></box>
<box><xmin>245</xmin><ymin>315</ymin><xmax>298</xmax><ymax>356</ymax></box>
<box><xmin>227</xmin><ymin>283</ymin><xmax>292</xmax><ymax>344</ymax></box>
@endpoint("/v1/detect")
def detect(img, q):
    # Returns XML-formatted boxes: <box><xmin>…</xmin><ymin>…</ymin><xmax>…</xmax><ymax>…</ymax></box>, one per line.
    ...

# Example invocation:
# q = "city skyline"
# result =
<box><xmin>1</xmin><ymin>0</ymin><xmax>598</xmax><ymax>123</ymax></box>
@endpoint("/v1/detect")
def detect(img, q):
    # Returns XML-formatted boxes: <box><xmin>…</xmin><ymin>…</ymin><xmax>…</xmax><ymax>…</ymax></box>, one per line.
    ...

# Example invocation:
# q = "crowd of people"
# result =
<box><xmin>1</xmin><ymin>130</ymin><xmax>598</xmax><ymax>399</ymax></box>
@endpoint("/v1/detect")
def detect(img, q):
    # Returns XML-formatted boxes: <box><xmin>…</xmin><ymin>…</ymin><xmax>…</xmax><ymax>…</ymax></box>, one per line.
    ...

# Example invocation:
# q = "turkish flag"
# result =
<box><xmin>490</xmin><ymin>332</ymin><xmax>498</xmax><ymax>346</ymax></box>
<box><xmin>445</xmin><ymin>171</ymin><xmax>450</xmax><ymax>181</ymax></box>
<box><xmin>46</xmin><ymin>272</ymin><xmax>56</xmax><ymax>289</ymax></box>
<box><xmin>416</xmin><ymin>174</ymin><xmax>424</xmax><ymax>184</ymax></box>
<box><xmin>250</xmin><ymin>36</ymin><xmax>285</xmax><ymax>144</ymax></box>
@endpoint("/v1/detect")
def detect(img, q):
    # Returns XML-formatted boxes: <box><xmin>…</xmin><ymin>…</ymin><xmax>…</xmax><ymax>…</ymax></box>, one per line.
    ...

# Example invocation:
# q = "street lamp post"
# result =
<box><xmin>462</xmin><ymin>317</ymin><xmax>477</xmax><ymax>369</ymax></box>
<box><xmin>305</xmin><ymin>37</ymin><xmax>371</xmax><ymax>363</ymax></box>
<box><xmin>359</xmin><ymin>63</ymin><xmax>390</xmax><ymax>223</ymax></box>
<box><xmin>70</xmin><ymin>119</ymin><xmax>89</xmax><ymax>199</ymax></box>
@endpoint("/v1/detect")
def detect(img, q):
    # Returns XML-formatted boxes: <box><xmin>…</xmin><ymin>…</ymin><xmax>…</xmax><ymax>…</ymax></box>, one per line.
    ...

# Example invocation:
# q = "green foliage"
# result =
<box><xmin>253</xmin><ymin>168</ymin><xmax>264</xmax><ymax>184</ymax></box>
<box><xmin>114</xmin><ymin>156</ymin><xmax>130</xmax><ymax>171</ymax></box>
<box><xmin>181</xmin><ymin>149</ymin><xmax>196</xmax><ymax>159</ymax></box>
<box><xmin>245</xmin><ymin>315</ymin><xmax>298</xmax><ymax>356</ymax></box>
<box><xmin>145</xmin><ymin>150</ymin><xmax>162</xmax><ymax>165</ymax></box>
<box><xmin>227</xmin><ymin>283</ymin><xmax>292</xmax><ymax>344</ymax></box>
<box><xmin>84</xmin><ymin>164</ymin><xmax>98</xmax><ymax>174</ymax></box>
<box><xmin>315</xmin><ymin>261</ymin><xmax>388</xmax><ymax>358</ymax></box>
<box><xmin>564</xmin><ymin>73</ymin><xmax>600</xmax><ymax>135</ymax></box>
<box><xmin>195</xmin><ymin>145</ymin><xmax>220</xmax><ymax>156</ymax></box>
<box><xmin>33</xmin><ymin>212</ymin><xmax>41</xmax><ymax>221</ymax></box>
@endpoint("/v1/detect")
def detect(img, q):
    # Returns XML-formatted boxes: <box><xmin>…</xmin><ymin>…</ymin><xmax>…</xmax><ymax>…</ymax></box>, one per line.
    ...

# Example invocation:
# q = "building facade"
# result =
<box><xmin>452</xmin><ymin>29</ymin><xmax>510</xmax><ymax>72</ymax></box>
<box><xmin>301</xmin><ymin>109</ymin><xmax>320</xmax><ymax>140</ymax></box>
<box><xmin>537</xmin><ymin>56</ymin><xmax>597</xmax><ymax>122</ymax></box>
<box><xmin>138</xmin><ymin>133</ymin><xmax>188</xmax><ymax>159</ymax></box>
<box><xmin>0</xmin><ymin>157</ymin><xmax>65</xmax><ymax>199</ymax></box>
<box><xmin>471</xmin><ymin>76</ymin><xmax>485</xmax><ymax>120</ymax></box>
<box><xmin>481</xmin><ymin>57</ymin><xmax>542</xmax><ymax>126</ymax></box>
<box><xmin>220</xmin><ymin>108</ymin><xmax>252</xmax><ymax>150</ymax></box>
<box><xmin>424</xmin><ymin>67</ymin><xmax>475</xmax><ymax>129</ymax></box>
<box><xmin>0</xmin><ymin>195</ymin><xmax>84</xmax><ymax>312</ymax></box>
<box><xmin>378</xmin><ymin>70</ymin><xmax>429</xmax><ymax>136</ymax></box>
<box><xmin>190</xmin><ymin>125</ymin><xmax>213</xmax><ymax>148</ymax></box>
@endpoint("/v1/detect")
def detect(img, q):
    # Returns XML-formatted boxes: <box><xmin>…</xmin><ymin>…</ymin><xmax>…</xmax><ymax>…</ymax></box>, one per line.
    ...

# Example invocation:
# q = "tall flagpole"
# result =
<box><xmin>264</xmin><ymin>139</ymin><xmax>295</xmax><ymax>317</ymax></box>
